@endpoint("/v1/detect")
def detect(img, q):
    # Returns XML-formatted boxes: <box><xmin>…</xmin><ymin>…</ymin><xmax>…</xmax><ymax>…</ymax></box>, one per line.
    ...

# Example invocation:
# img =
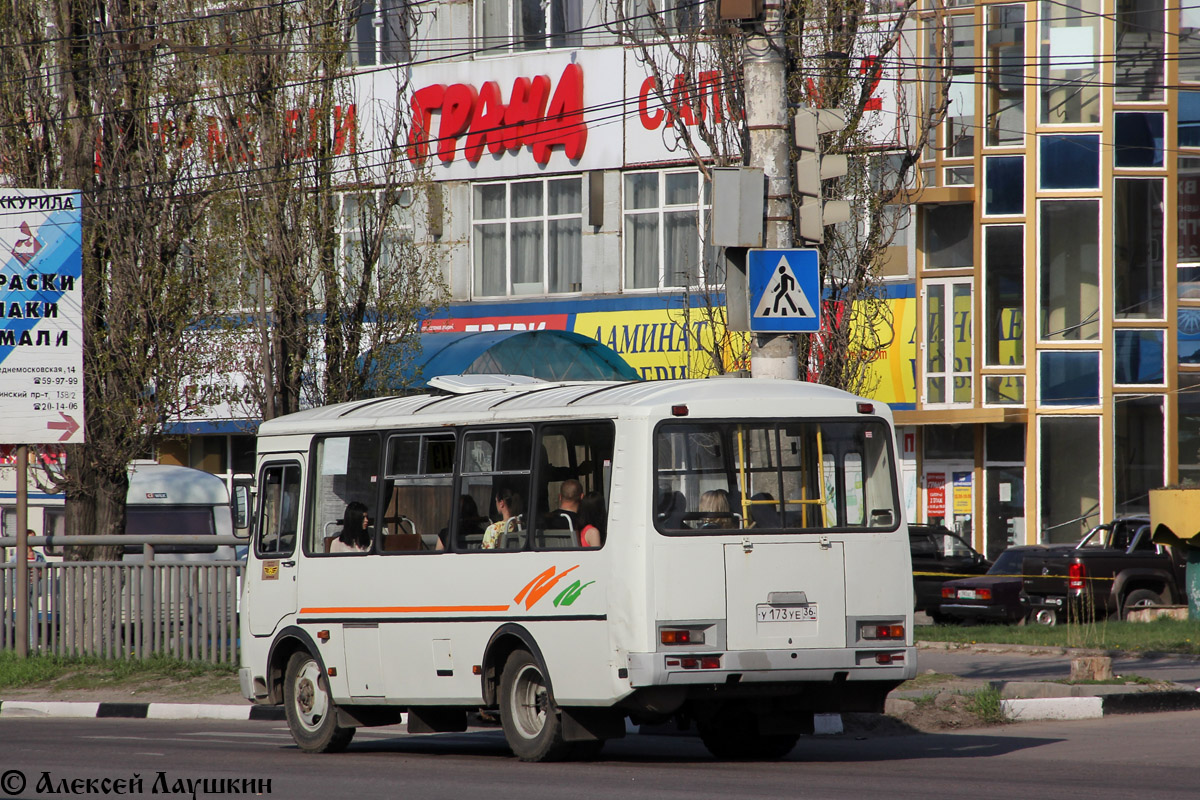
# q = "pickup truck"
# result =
<box><xmin>1020</xmin><ymin>516</ymin><xmax>1186</xmax><ymax>625</ymax></box>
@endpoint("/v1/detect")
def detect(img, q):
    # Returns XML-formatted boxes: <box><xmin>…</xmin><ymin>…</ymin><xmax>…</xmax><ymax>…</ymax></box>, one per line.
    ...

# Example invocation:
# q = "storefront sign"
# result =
<box><xmin>953</xmin><ymin>471</ymin><xmax>972</xmax><ymax>514</ymax></box>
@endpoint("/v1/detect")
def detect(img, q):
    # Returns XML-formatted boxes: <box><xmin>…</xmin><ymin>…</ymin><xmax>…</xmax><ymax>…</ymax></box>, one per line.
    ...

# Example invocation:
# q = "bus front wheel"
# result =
<box><xmin>283</xmin><ymin>651</ymin><xmax>355</xmax><ymax>753</ymax></box>
<box><xmin>499</xmin><ymin>649</ymin><xmax>572</xmax><ymax>762</ymax></box>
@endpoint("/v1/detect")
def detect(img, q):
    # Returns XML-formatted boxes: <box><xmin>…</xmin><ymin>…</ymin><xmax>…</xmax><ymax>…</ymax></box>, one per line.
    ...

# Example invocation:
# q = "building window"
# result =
<box><xmin>352</xmin><ymin>0</ymin><xmax>411</xmax><ymax>66</ymax></box>
<box><xmin>1040</xmin><ymin>135</ymin><xmax>1100</xmax><ymax>190</ymax></box>
<box><xmin>1114</xmin><ymin>0</ymin><xmax>1164</xmax><ymax>102</ymax></box>
<box><xmin>945</xmin><ymin>14</ymin><xmax>975</xmax><ymax>159</ymax></box>
<box><xmin>339</xmin><ymin>192</ymin><xmax>412</xmax><ymax>298</ymax></box>
<box><xmin>1180</xmin><ymin>308</ymin><xmax>1200</xmax><ymax>363</ymax></box>
<box><xmin>1040</xmin><ymin>0</ymin><xmax>1100</xmax><ymax>125</ymax></box>
<box><xmin>1114</xmin><ymin>330</ymin><xmax>1165</xmax><ymax>384</ymax></box>
<box><xmin>984</xmin><ymin>225</ymin><xmax>1024</xmax><ymax>366</ymax></box>
<box><xmin>1039</xmin><ymin>351</ymin><xmax>1100</xmax><ymax>406</ymax></box>
<box><xmin>984</xmin><ymin>156</ymin><xmax>1023</xmax><ymax>216</ymax></box>
<box><xmin>623</xmin><ymin>170</ymin><xmax>715</xmax><ymax>290</ymax></box>
<box><xmin>1040</xmin><ymin>200</ymin><xmax>1099</xmax><ymax>341</ymax></box>
<box><xmin>984</xmin><ymin>375</ymin><xmax>1024</xmax><ymax>404</ymax></box>
<box><xmin>1178</xmin><ymin>156</ymin><xmax>1200</xmax><ymax>276</ymax></box>
<box><xmin>478</xmin><ymin>0</ymin><xmax>582</xmax><ymax>51</ymax></box>
<box><xmin>622</xmin><ymin>0</ymin><xmax>701</xmax><ymax>36</ymax></box>
<box><xmin>924</xmin><ymin>280</ymin><xmax>973</xmax><ymax>405</ymax></box>
<box><xmin>923</xmin><ymin>204</ymin><xmax>973</xmax><ymax>269</ymax></box>
<box><xmin>1114</xmin><ymin>396</ymin><xmax>1163</xmax><ymax>515</ymax></box>
<box><xmin>1115</xmin><ymin>113</ymin><xmax>1164</xmax><ymax>168</ymax></box>
<box><xmin>1114</xmin><ymin>179</ymin><xmax>1164</xmax><ymax>319</ymax></box>
<box><xmin>985</xmin><ymin>4</ymin><xmax>1024</xmax><ymax>147</ymax></box>
<box><xmin>473</xmin><ymin>178</ymin><xmax>583</xmax><ymax>297</ymax></box>
<box><xmin>1179</xmin><ymin>375</ymin><xmax>1200</xmax><ymax>484</ymax></box>
<box><xmin>1039</xmin><ymin>416</ymin><xmax>1099</xmax><ymax>543</ymax></box>
<box><xmin>1183</xmin><ymin>6</ymin><xmax>1200</xmax><ymax>84</ymax></box>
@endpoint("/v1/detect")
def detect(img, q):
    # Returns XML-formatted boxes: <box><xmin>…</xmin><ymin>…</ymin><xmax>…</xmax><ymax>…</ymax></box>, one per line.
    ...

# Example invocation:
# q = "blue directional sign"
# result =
<box><xmin>747</xmin><ymin>248</ymin><xmax>821</xmax><ymax>333</ymax></box>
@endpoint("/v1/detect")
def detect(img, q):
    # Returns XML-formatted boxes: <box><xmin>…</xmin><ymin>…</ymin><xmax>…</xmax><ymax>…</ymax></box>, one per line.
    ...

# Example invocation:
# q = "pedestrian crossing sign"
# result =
<box><xmin>747</xmin><ymin>249</ymin><xmax>821</xmax><ymax>333</ymax></box>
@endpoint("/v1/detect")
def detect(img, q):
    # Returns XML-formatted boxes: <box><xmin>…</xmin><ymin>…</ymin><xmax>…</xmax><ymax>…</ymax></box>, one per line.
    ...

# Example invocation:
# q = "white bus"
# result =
<box><xmin>238</xmin><ymin>378</ymin><xmax>914</xmax><ymax>761</ymax></box>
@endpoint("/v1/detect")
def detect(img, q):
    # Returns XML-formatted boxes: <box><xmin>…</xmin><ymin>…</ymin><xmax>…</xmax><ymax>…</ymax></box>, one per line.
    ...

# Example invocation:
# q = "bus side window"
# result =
<box><xmin>382</xmin><ymin>432</ymin><xmax>455</xmax><ymax>553</ymax></box>
<box><xmin>534</xmin><ymin>422</ymin><xmax>615</xmax><ymax>549</ymax></box>
<box><xmin>460</xmin><ymin>429</ymin><xmax>532</xmax><ymax>552</ymax></box>
<box><xmin>258</xmin><ymin>463</ymin><xmax>301</xmax><ymax>558</ymax></box>
<box><xmin>309</xmin><ymin>435</ymin><xmax>381</xmax><ymax>555</ymax></box>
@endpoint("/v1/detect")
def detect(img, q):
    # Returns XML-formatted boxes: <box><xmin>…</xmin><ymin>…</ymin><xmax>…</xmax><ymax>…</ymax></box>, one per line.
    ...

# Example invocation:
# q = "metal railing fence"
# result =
<box><xmin>0</xmin><ymin>560</ymin><xmax>243</xmax><ymax>664</ymax></box>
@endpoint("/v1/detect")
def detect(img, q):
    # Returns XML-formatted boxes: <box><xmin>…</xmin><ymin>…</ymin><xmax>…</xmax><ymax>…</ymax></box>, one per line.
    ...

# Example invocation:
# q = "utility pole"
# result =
<box><xmin>743</xmin><ymin>6</ymin><xmax>798</xmax><ymax>380</ymax></box>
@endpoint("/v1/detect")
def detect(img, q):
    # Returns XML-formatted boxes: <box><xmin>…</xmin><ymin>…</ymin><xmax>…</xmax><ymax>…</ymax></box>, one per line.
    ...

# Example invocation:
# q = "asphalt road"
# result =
<box><xmin>4</xmin><ymin>712</ymin><xmax>1200</xmax><ymax>800</ymax></box>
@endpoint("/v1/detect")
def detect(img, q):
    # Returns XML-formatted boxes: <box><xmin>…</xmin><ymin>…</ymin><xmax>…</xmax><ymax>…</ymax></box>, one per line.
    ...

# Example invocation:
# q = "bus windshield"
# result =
<box><xmin>654</xmin><ymin>418</ymin><xmax>898</xmax><ymax>533</ymax></box>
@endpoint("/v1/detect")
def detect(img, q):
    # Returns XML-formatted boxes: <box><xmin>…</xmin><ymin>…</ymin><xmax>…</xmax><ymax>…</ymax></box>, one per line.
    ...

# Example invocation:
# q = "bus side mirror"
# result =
<box><xmin>232</xmin><ymin>484</ymin><xmax>252</xmax><ymax>537</ymax></box>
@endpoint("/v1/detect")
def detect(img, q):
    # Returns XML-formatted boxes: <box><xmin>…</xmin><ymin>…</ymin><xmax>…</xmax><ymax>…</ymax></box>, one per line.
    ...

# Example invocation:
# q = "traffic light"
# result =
<box><xmin>794</xmin><ymin>107</ymin><xmax>850</xmax><ymax>244</ymax></box>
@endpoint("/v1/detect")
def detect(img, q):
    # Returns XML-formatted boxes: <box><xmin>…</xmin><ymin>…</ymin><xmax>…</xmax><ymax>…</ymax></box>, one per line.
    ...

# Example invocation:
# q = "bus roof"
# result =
<box><xmin>127</xmin><ymin>463</ymin><xmax>230</xmax><ymax>506</ymax></box>
<box><xmin>256</xmin><ymin>378</ymin><xmax>888</xmax><ymax>438</ymax></box>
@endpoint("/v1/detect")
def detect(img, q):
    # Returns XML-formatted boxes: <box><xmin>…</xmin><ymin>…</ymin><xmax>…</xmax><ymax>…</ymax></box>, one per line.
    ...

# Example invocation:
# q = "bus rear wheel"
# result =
<box><xmin>697</xmin><ymin>706</ymin><xmax>799</xmax><ymax>760</ymax></box>
<box><xmin>284</xmin><ymin>651</ymin><xmax>355</xmax><ymax>753</ymax></box>
<box><xmin>499</xmin><ymin>649</ymin><xmax>572</xmax><ymax>762</ymax></box>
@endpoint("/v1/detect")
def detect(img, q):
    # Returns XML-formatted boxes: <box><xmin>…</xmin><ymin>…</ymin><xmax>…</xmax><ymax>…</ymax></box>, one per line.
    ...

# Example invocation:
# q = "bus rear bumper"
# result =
<box><xmin>626</xmin><ymin>647</ymin><xmax>917</xmax><ymax>687</ymax></box>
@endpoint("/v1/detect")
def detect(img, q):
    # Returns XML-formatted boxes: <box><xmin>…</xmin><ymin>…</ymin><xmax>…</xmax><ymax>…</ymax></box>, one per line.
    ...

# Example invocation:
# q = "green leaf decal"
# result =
<box><xmin>553</xmin><ymin>579</ymin><xmax>595</xmax><ymax>607</ymax></box>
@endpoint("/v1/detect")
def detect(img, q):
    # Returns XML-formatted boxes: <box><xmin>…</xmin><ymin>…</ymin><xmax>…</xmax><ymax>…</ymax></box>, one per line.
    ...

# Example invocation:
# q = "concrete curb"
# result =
<box><xmin>0</xmin><ymin>701</ymin><xmax>286</xmax><ymax>721</ymax></box>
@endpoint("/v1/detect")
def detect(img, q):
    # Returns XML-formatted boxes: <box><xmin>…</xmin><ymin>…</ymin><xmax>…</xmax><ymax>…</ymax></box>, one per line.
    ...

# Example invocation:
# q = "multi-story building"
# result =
<box><xmin>147</xmin><ymin>0</ymin><xmax>1200</xmax><ymax>561</ymax></box>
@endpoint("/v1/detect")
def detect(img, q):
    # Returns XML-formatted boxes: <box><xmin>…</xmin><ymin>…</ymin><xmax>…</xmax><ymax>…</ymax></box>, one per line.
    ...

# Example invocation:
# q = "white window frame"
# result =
<box><xmin>338</xmin><ymin>190</ymin><xmax>414</xmax><ymax>298</ymax></box>
<box><xmin>351</xmin><ymin>0</ymin><xmax>411</xmax><ymax>66</ymax></box>
<box><xmin>622</xmin><ymin>168</ymin><xmax>715</xmax><ymax>292</ymax></box>
<box><xmin>922</xmin><ymin>278</ymin><xmax>974</xmax><ymax>407</ymax></box>
<box><xmin>472</xmin><ymin>177</ymin><xmax>583</xmax><ymax>299</ymax></box>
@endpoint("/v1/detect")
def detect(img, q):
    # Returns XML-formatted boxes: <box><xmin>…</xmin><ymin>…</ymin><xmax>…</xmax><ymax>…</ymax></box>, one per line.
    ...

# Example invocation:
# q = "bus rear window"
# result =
<box><xmin>654</xmin><ymin>419</ymin><xmax>898</xmax><ymax>534</ymax></box>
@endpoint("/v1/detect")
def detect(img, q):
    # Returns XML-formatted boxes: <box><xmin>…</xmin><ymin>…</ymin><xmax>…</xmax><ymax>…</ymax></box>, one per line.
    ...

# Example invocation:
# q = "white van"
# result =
<box><xmin>120</xmin><ymin>462</ymin><xmax>238</xmax><ymax>561</ymax></box>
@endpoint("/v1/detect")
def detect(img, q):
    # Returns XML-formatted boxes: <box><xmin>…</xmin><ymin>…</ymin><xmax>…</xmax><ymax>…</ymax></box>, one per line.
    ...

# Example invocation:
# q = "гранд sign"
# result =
<box><xmin>0</xmin><ymin>189</ymin><xmax>84</xmax><ymax>445</ymax></box>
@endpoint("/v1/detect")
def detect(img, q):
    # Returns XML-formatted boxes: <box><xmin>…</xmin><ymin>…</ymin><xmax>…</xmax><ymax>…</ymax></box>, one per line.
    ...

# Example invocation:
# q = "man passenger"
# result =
<box><xmin>547</xmin><ymin>478</ymin><xmax>583</xmax><ymax>531</ymax></box>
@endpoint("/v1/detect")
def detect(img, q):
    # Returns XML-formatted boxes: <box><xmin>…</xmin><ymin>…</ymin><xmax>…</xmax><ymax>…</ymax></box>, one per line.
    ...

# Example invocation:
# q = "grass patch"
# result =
<box><xmin>0</xmin><ymin>652</ymin><xmax>236</xmax><ymax>691</ymax></box>
<box><xmin>917</xmin><ymin>618</ymin><xmax>1200</xmax><ymax>654</ymax></box>
<box><xmin>966</xmin><ymin>686</ymin><xmax>1007</xmax><ymax>724</ymax></box>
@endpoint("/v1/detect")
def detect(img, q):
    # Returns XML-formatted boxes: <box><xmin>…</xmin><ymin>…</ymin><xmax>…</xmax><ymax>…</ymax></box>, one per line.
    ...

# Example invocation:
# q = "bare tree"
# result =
<box><xmin>206</xmin><ymin>0</ymin><xmax>444</xmax><ymax>421</ymax></box>
<box><xmin>608</xmin><ymin>0</ymin><xmax>952</xmax><ymax>393</ymax></box>
<box><xmin>0</xmin><ymin>1</ymin><xmax>225</xmax><ymax>558</ymax></box>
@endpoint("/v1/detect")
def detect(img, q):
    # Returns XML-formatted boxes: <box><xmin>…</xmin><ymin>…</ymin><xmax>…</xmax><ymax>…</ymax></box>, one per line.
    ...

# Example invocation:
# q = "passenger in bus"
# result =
<box><xmin>699</xmin><ymin>489</ymin><xmax>737</xmax><ymax>529</ymax></box>
<box><xmin>546</xmin><ymin>478</ymin><xmax>583</xmax><ymax>531</ymax></box>
<box><xmin>330</xmin><ymin>501</ymin><xmax>372</xmax><ymax>553</ymax></box>
<box><xmin>481</xmin><ymin>488</ymin><xmax>523</xmax><ymax>549</ymax></box>
<box><xmin>578</xmin><ymin>491</ymin><xmax>605</xmax><ymax>547</ymax></box>
<box><xmin>441</xmin><ymin>494</ymin><xmax>485</xmax><ymax>550</ymax></box>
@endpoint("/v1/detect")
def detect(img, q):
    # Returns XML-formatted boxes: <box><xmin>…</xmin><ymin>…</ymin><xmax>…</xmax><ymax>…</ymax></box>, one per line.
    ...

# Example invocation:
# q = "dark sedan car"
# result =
<box><xmin>909</xmin><ymin>523</ymin><xmax>990</xmax><ymax>622</ymax></box>
<box><xmin>937</xmin><ymin>545</ymin><xmax>1046</xmax><ymax>625</ymax></box>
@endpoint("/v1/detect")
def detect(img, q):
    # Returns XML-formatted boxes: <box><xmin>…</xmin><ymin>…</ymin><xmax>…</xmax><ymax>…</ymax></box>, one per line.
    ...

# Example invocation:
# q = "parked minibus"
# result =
<box><xmin>238</xmin><ymin>378</ymin><xmax>914</xmax><ymax>760</ymax></box>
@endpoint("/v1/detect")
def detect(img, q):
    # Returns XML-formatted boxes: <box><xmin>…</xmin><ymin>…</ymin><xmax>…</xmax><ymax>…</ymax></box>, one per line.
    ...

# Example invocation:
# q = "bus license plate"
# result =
<box><xmin>756</xmin><ymin>605</ymin><xmax>818</xmax><ymax>623</ymax></box>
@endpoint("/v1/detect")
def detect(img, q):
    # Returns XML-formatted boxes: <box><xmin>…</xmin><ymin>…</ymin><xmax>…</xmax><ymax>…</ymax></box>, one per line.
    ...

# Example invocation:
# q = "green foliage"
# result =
<box><xmin>918</xmin><ymin>618</ymin><xmax>1200</xmax><ymax>654</ymax></box>
<box><xmin>0</xmin><ymin>653</ymin><xmax>235</xmax><ymax>691</ymax></box>
<box><xmin>965</xmin><ymin>686</ymin><xmax>1007</xmax><ymax>724</ymax></box>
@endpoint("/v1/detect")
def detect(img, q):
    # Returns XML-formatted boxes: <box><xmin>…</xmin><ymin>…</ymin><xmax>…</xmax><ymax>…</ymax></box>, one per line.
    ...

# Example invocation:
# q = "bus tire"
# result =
<box><xmin>697</xmin><ymin>707</ymin><xmax>799</xmax><ymax>760</ymax></box>
<box><xmin>499</xmin><ymin>649</ymin><xmax>572</xmax><ymax>762</ymax></box>
<box><xmin>283</xmin><ymin>651</ymin><xmax>355</xmax><ymax>753</ymax></box>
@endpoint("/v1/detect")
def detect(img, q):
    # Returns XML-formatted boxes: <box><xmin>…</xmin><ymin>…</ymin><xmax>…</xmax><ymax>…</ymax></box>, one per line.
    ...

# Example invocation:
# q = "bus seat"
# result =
<box><xmin>382</xmin><ymin>532</ymin><xmax>422</xmax><ymax>551</ymax></box>
<box><xmin>656</xmin><ymin>491</ymin><xmax>687</xmax><ymax>529</ymax></box>
<box><xmin>535</xmin><ymin>528</ymin><xmax>579</xmax><ymax>549</ymax></box>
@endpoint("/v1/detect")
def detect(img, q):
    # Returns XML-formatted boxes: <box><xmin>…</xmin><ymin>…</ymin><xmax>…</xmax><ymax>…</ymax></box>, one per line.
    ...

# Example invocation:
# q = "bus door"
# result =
<box><xmin>247</xmin><ymin>461</ymin><xmax>303</xmax><ymax>637</ymax></box>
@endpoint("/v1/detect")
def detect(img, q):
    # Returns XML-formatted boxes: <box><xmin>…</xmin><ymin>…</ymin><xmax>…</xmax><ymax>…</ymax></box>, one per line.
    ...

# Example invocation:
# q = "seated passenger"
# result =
<box><xmin>482</xmin><ymin>488</ymin><xmax>523</xmax><ymax>549</ymax></box>
<box><xmin>545</xmin><ymin>478</ymin><xmax>582</xmax><ymax>531</ymax></box>
<box><xmin>330</xmin><ymin>501</ymin><xmax>371</xmax><ymax>553</ymax></box>
<box><xmin>699</xmin><ymin>489</ymin><xmax>737</xmax><ymax>529</ymax></box>
<box><xmin>579</xmin><ymin>491</ymin><xmax>605</xmax><ymax>548</ymax></box>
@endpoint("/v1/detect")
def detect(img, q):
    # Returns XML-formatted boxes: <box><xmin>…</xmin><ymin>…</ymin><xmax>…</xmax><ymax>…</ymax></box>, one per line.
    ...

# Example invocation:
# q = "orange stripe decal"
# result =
<box><xmin>519</xmin><ymin>565</ymin><xmax>580</xmax><ymax>610</ymax></box>
<box><xmin>300</xmin><ymin>605</ymin><xmax>511</xmax><ymax>614</ymax></box>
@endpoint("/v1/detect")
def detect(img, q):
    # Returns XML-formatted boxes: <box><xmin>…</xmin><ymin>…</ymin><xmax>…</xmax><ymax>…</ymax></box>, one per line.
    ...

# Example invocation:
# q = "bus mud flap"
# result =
<box><xmin>408</xmin><ymin>706</ymin><xmax>468</xmax><ymax>733</ymax></box>
<box><xmin>561</xmin><ymin>708</ymin><xmax>626</xmax><ymax>742</ymax></box>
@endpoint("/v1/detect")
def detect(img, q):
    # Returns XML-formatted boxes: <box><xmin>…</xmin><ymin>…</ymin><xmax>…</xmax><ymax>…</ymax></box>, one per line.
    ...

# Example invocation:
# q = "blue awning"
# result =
<box><xmin>395</xmin><ymin>330</ymin><xmax>640</xmax><ymax>389</ymax></box>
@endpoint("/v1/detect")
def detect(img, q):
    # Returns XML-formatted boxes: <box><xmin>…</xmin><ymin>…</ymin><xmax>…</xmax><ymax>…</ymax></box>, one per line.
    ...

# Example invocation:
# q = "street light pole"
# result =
<box><xmin>743</xmin><ymin>7</ymin><xmax>798</xmax><ymax>380</ymax></box>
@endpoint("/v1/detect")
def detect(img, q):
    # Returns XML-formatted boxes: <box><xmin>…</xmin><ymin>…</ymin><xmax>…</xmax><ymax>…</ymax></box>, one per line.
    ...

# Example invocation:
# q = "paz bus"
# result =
<box><xmin>237</xmin><ymin>377</ymin><xmax>914</xmax><ymax>761</ymax></box>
